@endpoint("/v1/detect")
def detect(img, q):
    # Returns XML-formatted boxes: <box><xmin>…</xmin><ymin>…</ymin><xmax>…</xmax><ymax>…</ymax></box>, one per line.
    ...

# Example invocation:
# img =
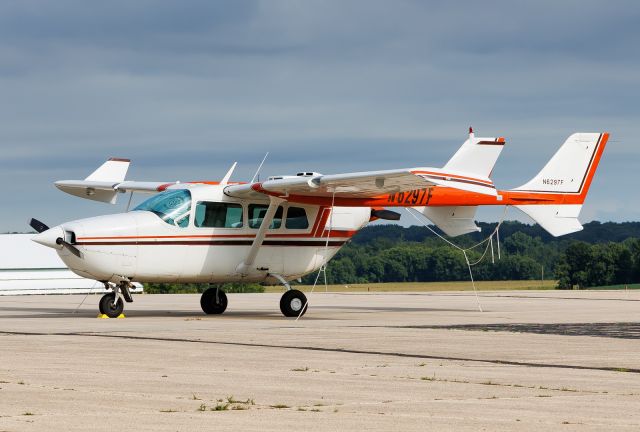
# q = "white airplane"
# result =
<box><xmin>31</xmin><ymin>130</ymin><xmax>608</xmax><ymax>317</ymax></box>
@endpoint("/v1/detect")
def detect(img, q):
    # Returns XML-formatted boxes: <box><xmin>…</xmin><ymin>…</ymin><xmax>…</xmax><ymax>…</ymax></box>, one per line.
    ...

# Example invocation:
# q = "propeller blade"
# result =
<box><xmin>55</xmin><ymin>238</ymin><xmax>82</xmax><ymax>258</ymax></box>
<box><xmin>29</xmin><ymin>218</ymin><xmax>50</xmax><ymax>233</ymax></box>
<box><xmin>371</xmin><ymin>209</ymin><xmax>401</xmax><ymax>221</ymax></box>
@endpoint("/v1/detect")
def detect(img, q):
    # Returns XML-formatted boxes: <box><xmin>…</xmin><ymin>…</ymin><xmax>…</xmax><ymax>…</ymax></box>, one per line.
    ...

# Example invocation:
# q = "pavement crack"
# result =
<box><xmin>1</xmin><ymin>330</ymin><xmax>639</xmax><ymax>374</ymax></box>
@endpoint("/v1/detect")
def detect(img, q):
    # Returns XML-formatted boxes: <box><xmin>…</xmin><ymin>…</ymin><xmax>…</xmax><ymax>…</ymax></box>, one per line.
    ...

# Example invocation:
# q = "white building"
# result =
<box><xmin>0</xmin><ymin>234</ymin><xmax>142</xmax><ymax>295</ymax></box>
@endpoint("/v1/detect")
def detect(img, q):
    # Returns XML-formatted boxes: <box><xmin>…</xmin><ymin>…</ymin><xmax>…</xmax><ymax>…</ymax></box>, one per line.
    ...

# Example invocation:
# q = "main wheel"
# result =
<box><xmin>280</xmin><ymin>290</ymin><xmax>307</xmax><ymax>317</ymax></box>
<box><xmin>99</xmin><ymin>293</ymin><xmax>124</xmax><ymax>318</ymax></box>
<box><xmin>200</xmin><ymin>288</ymin><xmax>228</xmax><ymax>314</ymax></box>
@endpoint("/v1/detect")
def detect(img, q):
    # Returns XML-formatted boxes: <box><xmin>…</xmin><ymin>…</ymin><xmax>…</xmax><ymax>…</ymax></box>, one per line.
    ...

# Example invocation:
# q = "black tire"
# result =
<box><xmin>280</xmin><ymin>290</ymin><xmax>308</xmax><ymax>317</ymax></box>
<box><xmin>200</xmin><ymin>288</ymin><xmax>228</xmax><ymax>315</ymax></box>
<box><xmin>99</xmin><ymin>293</ymin><xmax>124</xmax><ymax>318</ymax></box>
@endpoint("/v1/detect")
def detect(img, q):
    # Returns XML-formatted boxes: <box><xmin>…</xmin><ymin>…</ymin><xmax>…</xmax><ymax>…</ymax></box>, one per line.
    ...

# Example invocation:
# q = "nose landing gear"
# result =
<box><xmin>98</xmin><ymin>280</ymin><xmax>134</xmax><ymax>318</ymax></box>
<box><xmin>99</xmin><ymin>292</ymin><xmax>124</xmax><ymax>318</ymax></box>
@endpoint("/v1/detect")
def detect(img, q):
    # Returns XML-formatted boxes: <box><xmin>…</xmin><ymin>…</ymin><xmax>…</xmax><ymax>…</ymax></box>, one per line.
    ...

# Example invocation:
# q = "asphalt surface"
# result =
<box><xmin>1</xmin><ymin>290</ymin><xmax>639</xmax><ymax>431</ymax></box>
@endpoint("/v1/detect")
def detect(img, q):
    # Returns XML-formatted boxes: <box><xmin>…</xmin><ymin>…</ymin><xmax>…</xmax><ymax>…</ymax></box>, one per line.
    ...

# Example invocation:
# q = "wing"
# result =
<box><xmin>53</xmin><ymin>157</ymin><xmax>180</xmax><ymax>204</ymax></box>
<box><xmin>54</xmin><ymin>180</ymin><xmax>176</xmax><ymax>204</ymax></box>
<box><xmin>224</xmin><ymin>167</ymin><xmax>497</xmax><ymax>201</ymax></box>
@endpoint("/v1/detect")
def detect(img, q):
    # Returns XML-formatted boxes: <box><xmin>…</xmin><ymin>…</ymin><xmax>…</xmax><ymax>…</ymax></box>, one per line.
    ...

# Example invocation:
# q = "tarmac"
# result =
<box><xmin>0</xmin><ymin>289</ymin><xmax>639</xmax><ymax>431</ymax></box>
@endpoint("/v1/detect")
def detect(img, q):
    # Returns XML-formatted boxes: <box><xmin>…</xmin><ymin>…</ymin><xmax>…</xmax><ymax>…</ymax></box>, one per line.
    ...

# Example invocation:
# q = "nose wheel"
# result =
<box><xmin>99</xmin><ymin>293</ymin><xmax>124</xmax><ymax>318</ymax></box>
<box><xmin>200</xmin><ymin>287</ymin><xmax>228</xmax><ymax>314</ymax></box>
<box><xmin>98</xmin><ymin>280</ymin><xmax>133</xmax><ymax>318</ymax></box>
<box><xmin>280</xmin><ymin>290</ymin><xmax>308</xmax><ymax>317</ymax></box>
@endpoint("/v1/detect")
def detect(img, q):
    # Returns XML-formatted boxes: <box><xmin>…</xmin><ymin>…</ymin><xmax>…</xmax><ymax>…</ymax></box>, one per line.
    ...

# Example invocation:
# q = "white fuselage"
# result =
<box><xmin>49</xmin><ymin>184</ymin><xmax>371</xmax><ymax>284</ymax></box>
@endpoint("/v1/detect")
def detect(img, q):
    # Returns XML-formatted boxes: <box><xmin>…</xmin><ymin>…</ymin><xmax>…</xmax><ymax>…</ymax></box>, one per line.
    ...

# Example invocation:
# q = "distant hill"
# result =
<box><xmin>309</xmin><ymin>220</ymin><xmax>640</xmax><ymax>286</ymax></box>
<box><xmin>352</xmin><ymin>221</ymin><xmax>640</xmax><ymax>246</ymax></box>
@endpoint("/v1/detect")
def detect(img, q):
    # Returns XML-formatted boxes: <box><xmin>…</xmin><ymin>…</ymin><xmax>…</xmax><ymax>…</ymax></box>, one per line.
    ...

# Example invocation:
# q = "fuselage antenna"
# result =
<box><xmin>251</xmin><ymin>152</ymin><xmax>269</xmax><ymax>183</ymax></box>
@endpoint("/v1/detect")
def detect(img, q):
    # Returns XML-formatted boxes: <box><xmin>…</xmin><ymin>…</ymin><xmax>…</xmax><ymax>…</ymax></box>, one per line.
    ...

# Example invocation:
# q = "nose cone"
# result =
<box><xmin>32</xmin><ymin>226</ymin><xmax>65</xmax><ymax>250</ymax></box>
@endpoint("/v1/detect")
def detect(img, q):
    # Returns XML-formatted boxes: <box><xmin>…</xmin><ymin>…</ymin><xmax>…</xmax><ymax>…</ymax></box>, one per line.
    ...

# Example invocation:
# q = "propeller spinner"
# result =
<box><xmin>30</xmin><ymin>218</ymin><xmax>82</xmax><ymax>258</ymax></box>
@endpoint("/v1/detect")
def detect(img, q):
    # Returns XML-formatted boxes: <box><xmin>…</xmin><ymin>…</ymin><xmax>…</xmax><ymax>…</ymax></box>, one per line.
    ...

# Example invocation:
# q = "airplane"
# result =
<box><xmin>30</xmin><ymin>129</ymin><xmax>608</xmax><ymax>318</ymax></box>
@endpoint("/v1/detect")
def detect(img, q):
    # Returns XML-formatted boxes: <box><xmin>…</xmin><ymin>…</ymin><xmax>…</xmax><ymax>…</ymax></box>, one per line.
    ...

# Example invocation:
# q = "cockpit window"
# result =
<box><xmin>133</xmin><ymin>189</ymin><xmax>191</xmax><ymax>228</ymax></box>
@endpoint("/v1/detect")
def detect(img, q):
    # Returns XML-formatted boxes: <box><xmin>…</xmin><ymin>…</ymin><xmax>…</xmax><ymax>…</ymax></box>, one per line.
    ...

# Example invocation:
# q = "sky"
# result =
<box><xmin>1</xmin><ymin>0</ymin><xmax>638</xmax><ymax>232</ymax></box>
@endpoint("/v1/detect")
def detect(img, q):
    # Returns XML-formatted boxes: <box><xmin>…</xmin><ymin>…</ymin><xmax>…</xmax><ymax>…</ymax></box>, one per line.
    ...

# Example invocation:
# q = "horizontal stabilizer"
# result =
<box><xmin>515</xmin><ymin>204</ymin><xmax>583</xmax><ymax>237</ymax></box>
<box><xmin>415</xmin><ymin>206</ymin><xmax>480</xmax><ymax>237</ymax></box>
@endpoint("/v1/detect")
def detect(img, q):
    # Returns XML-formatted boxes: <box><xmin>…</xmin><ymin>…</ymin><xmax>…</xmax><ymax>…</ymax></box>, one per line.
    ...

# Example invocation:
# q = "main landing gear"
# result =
<box><xmin>99</xmin><ymin>280</ymin><xmax>134</xmax><ymax>318</ymax></box>
<box><xmin>199</xmin><ymin>277</ymin><xmax>308</xmax><ymax>318</ymax></box>
<box><xmin>271</xmin><ymin>273</ymin><xmax>308</xmax><ymax>318</ymax></box>
<box><xmin>200</xmin><ymin>286</ymin><xmax>228</xmax><ymax>314</ymax></box>
<box><xmin>280</xmin><ymin>290</ymin><xmax>308</xmax><ymax>317</ymax></box>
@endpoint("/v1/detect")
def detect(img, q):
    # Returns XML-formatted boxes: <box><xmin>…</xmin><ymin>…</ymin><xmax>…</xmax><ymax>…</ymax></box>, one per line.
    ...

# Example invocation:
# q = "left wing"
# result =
<box><xmin>54</xmin><ymin>158</ymin><xmax>176</xmax><ymax>204</ymax></box>
<box><xmin>224</xmin><ymin>167</ymin><xmax>497</xmax><ymax>201</ymax></box>
<box><xmin>55</xmin><ymin>180</ymin><xmax>176</xmax><ymax>204</ymax></box>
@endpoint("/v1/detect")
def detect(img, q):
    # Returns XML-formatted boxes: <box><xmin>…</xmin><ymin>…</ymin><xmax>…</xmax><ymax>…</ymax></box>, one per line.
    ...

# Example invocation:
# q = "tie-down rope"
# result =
<box><xmin>296</xmin><ymin>189</ymin><xmax>336</xmax><ymax>321</ymax></box>
<box><xmin>405</xmin><ymin>206</ymin><xmax>510</xmax><ymax>312</ymax></box>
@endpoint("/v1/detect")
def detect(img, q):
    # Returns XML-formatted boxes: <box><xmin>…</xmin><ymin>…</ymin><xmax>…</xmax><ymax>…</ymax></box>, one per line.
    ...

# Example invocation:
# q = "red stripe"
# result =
<box><xmin>77</xmin><ymin>230</ymin><xmax>356</xmax><ymax>241</ymax></box>
<box><xmin>411</xmin><ymin>170</ymin><xmax>493</xmax><ymax>186</ymax></box>
<box><xmin>76</xmin><ymin>240</ymin><xmax>347</xmax><ymax>247</ymax></box>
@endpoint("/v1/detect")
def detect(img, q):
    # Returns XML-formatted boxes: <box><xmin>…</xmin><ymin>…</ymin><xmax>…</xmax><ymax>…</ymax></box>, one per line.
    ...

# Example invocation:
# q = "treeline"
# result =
<box><xmin>556</xmin><ymin>240</ymin><xmax>640</xmax><ymax>288</ymax></box>
<box><xmin>307</xmin><ymin>221</ymin><xmax>640</xmax><ymax>288</ymax></box>
<box><xmin>145</xmin><ymin>282</ymin><xmax>265</xmax><ymax>294</ymax></box>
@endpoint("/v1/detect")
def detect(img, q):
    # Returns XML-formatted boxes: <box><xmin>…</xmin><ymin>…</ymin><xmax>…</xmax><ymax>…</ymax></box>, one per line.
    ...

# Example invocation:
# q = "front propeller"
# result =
<box><xmin>29</xmin><ymin>218</ymin><xmax>49</xmax><ymax>233</ymax></box>
<box><xmin>30</xmin><ymin>218</ymin><xmax>82</xmax><ymax>258</ymax></box>
<box><xmin>55</xmin><ymin>237</ymin><xmax>82</xmax><ymax>258</ymax></box>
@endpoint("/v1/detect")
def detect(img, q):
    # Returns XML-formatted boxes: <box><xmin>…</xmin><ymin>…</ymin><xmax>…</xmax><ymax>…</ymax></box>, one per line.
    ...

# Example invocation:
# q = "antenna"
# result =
<box><xmin>251</xmin><ymin>152</ymin><xmax>269</xmax><ymax>183</ymax></box>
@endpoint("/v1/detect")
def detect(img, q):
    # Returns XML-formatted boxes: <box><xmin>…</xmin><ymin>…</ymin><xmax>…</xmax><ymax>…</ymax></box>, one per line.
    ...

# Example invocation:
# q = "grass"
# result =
<box><xmin>585</xmin><ymin>283</ymin><xmax>640</xmax><ymax>290</ymax></box>
<box><xmin>211</xmin><ymin>403</ymin><xmax>229</xmax><ymax>411</ymax></box>
<box><xmin>291</xmin><ymin>367</ymin><xmax>309</xmax><ymax>372</ymax></box>
<box><xmin>270</xmin><ymin>404</ymin><xmax>290</xmax><ymax>409</ymax></box>
<box><xmin>266</xmin><ymin>280</ymin><xmax>558</xmax><ymax>293</ymax></box>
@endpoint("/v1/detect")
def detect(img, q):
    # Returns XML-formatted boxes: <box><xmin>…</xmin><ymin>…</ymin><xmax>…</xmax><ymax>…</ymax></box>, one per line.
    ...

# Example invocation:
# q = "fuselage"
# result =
<box><xmin>42</xmin><ymin>184</ymin><xmax>371</xmax><ymax>284</ymax></box>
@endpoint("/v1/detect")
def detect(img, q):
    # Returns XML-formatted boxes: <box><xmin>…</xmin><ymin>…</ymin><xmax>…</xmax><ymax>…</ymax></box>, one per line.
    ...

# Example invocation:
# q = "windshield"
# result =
<box><xmin>133</xmin><ymin>189</ymin><xmax>192</xmax><ymax>227</ymax></box>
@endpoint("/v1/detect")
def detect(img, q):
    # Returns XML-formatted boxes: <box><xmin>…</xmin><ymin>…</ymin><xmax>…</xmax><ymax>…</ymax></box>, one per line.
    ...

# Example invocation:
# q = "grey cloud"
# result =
<box><xmin>0</xmin><ymin>0</ymin><xmax>637</xmax><ymax>231</ymax></box>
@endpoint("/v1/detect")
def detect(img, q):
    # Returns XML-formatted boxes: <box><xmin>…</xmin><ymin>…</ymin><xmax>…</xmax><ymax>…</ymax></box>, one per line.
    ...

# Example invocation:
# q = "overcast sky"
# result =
<box><xmin>1</xmin><ymin>0</ymin><xmax>638</xmax><ymax>232</ymax></box>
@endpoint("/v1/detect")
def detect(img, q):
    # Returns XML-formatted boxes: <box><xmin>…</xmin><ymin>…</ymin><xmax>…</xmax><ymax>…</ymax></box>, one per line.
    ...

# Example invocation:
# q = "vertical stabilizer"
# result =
<box><xmin>443</xmin><ymin>128</ymin><xmax>506</xmax><ymax>178</ymax></box>
<box><xmin>512</xmin><ymin>132</ymin><xmax>608</xmax><ymax>237</ymax></box>
<box><xmin>85</xmin><ymin>158</ymin><xmax>130</xmax><ymax>182</ymax></box>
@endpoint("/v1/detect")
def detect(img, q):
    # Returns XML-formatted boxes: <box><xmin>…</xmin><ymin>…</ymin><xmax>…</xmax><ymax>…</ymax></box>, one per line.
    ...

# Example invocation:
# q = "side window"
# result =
<box><xmin>248</xmin><ymin>204</ymin><xmax>283</xmax><ymax>229</ymax></box>
<box><xmin>195</xmin><ymin>202</ymin><xmax>243</xmax><ymax>228</ymax></box>
<box><xmin>286</xmin><ymin>207</ymin><xmax>309</xmax><ymax>229</ymax></box>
